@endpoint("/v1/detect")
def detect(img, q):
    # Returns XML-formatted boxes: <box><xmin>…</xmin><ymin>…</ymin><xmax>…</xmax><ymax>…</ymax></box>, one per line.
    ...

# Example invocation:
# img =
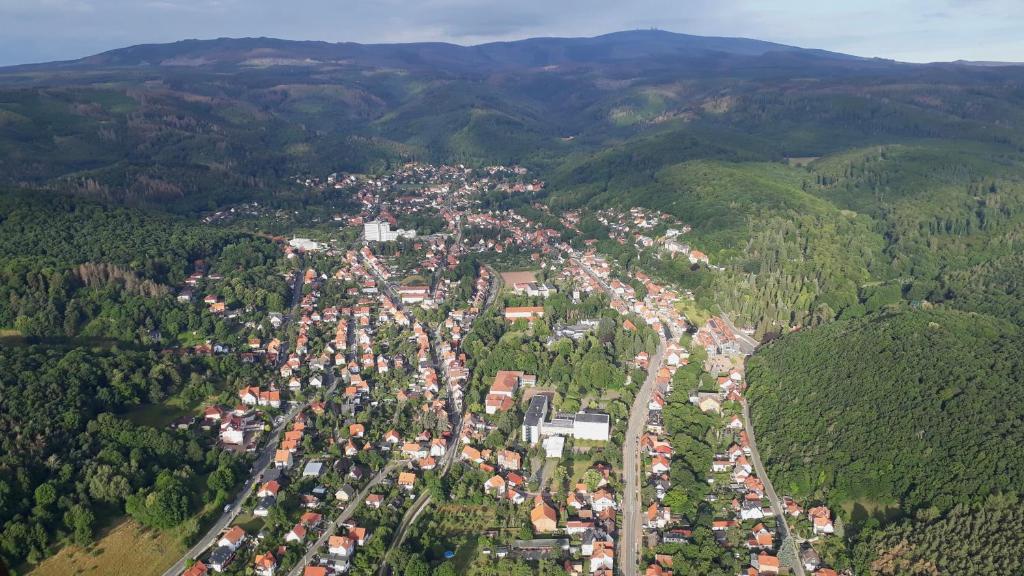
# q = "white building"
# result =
<box><xmin>288</xmin><ymin>238</ymin><xmax>322</xmax><ymax>251</ymax></box>
<box><xmin>543</xmin><ymin>436</ymin><xmax>565</xmax><ymax>458</ymax></box>
<box><xmin>364</xmin><ymin>220</ymin><xmax>416</xmax><ymax>242</ymax></box>
<box><xmin>572</xmin><ymin>413</ymin><xmax>611</xmax><ymax>441</ymax></box>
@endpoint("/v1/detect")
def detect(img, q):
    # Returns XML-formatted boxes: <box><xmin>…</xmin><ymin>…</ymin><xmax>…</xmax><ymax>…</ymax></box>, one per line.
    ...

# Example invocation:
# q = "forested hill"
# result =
<box><xmin>1</xmin><ymin>30</ymin><xmax>1022</xmax><ymax>213</ymax></box>
<box><xmin>746</xmin><ymin>308</ymin><xmax>1024</xmax><ymax>574</ymax></box>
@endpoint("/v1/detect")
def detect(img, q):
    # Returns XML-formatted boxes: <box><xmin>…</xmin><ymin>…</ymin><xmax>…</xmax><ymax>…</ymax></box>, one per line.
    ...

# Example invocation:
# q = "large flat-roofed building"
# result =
<box><xmin>572</xmin><ymin>412</ymin><xmax>611</xmax><ymax>441</ymax></box>
<box><xmin>522</xmin><ymin>394</ymin><xmax>548</xmax><ymax>444</ymax></box>
<box><xmin>543</xmin><ymin>415</ymin><xmax>575</xmax><ymax>437</ymax></box>
<box><xmin>364</xmin><ymin>220</ymin><xmax>416</xmax><ymax>242</ymax></box>
<box><xmin>522</xmin><ymin>403</ymin><xmax>611</xmax><ymax>445</ymax></box>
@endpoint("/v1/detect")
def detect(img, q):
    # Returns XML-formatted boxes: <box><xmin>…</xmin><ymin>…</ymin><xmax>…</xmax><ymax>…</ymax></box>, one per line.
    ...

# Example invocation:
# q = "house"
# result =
<box><xmin>183</xmin><ymin>561</ymin><xmax>209</xmax><ymax>576</ymax></box>
<box><xmin>274</xmin><ymin>450</ymin><xmax>293</xmax><ymax>469</ymax></box>
<box><xmin>300</xmin><ymin>512</ymin><xmax>323</xmax><ymax>528</ymax></box>
<box><xmin>696</xmin><ymin>393</ymin><xmax>721</xmax><ymax>414</ymax></box>
<box><xmin>254</xmin><ymin>552</ymin><xmax>277</xmax><ymax>576</ymax></box>
<box><xmin>348</xmin><ymin>525</ymin><xmax>369</xmax><ymax>546</ymax></box>
<box><xmin>504</xmin><ymin>306</ymin><xmax>545</xmax><ymax>321</ymax></box>
<box><xmin>398</xmin><ymin>472</ymin><xmax>417</xmax><ymax>491</ymax></box>
<box><xmin>485</xmin><ymin>370</ymin><xmax>534</xmax><ymax>415</ymax></box>
<box><xmin>801</xmin><ymin>547</ymin><xmax>822</xmax><ymax>571</ymax></box>
<box><xmin>303</xmin><ymin>461</ymin><xmax>324</xmax><ymax>478</ymax></box>
<box><xmin>461</xmin><ymin>445</ymin><xmax>483</xmax><ymax>463</ymax></box>
<box><xmin>498</xmin><ymin>450</ymin><xmax>522</xmax><ymax>470</ymax></box>
<box><xmin>349</xmin><ymin>423</ymin><xmax>365</xmax><ymax>438</ymax></box>
<box><xmin>484</xmin><ymin>475</ymin><xmax>507</xmax><ymax>496</ymax></box>
<box><xmin>645</xmin><ymin>503</ymin><xmax>670</xmax><ymax>529</ymax></box>
<box><xmin>402</xmin><ymin>442</ymin><xmax>428</xmax><ymax>459</ymax></box>
<box><xmin>751</xmin><ymin>553</ymin><xmax>780</xmax><ymax>575</ymax></box>
<box><xmin>591</xmin><ymin>489</ymin><xmax>616</xmax><ymax>512</ymax></box>
<box><xmin>328</xmin><ymin>535</ymin><xmax>355</xmax><ymax>557</ymax></box>
<box><xmin>651</xmin><ymin>454</ymin><xmax>671</xmax><ymax>475</ymax></box>
<box><xmin>258</xmin><ymin>480</ymin><xmax>281</xmax><ymax>498</ymax></box>
<box><xmin>430</xmin><ymin>438</ymin><xmax>447</xmax><ymax>457</ymax></box>
<box><xmin>365</xmin><ymin>494</ymin><xmax>384</xmax><ymax>509</ymax></box>
<box><xmin>809</xmin><ymin>506</ymin><xmax>835</xmax><ymax>534</ymax></box>
<box><xmin>590</xmin><ymin>542</ymin><xmax>615</xmax><ymax>573</ymax></box>
<box><xmin>208</xmin><ymin>546</ymin><xmax>235</xmax><ymax>572</ymax></box>
<box><xmin>748</xmin><ymin>524</ymin><xmax>774</xmax><ymax>549</ymax></box>
<box><xmin>303</xmin><ymin>568</ymin><xmax>329</xmax><ymax>576</ymax></box>
<box><xmin>740</xmin><ymin>499</ymin><xmax>766</xmax><ymax>520</ymax></box>
<box><xmin>335</xmin><ymin>485</ymin><xmax>356</xmax><ymax>503</ymax></box>
<box><xmin>218</xmin><ymin>526</ymin><xmax>246</xmax><ymax>551</ymax></box>
<box><xmin>239</xmin><ymin>387</ymin><xmax>260</xmax><ymax>406</ymax></box>
<box><xmin>285</xmin><ymin>524</ymin><xmax>307</xmax><ymax>543</ymax></box>
<box><xmin>258</xmin><ymin>390</ymin><xmax>281</xmax><ymax>409</ymax></box>
<box><xmin>254</xmin><ymin>495</ymin><xmax>275</xmax><ymax>517</ymax></box>
<box><xmin>531</xmin><ymin>496</ymin><xmax>558</xmax><ymax>533</ymax></box>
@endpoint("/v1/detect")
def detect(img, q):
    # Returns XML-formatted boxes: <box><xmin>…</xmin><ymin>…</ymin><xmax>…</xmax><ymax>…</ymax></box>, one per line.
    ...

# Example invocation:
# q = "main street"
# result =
<box><xmin>620</xmin><ymin>337</ymin><xmax>665</xmax><ymax>576</ymax></box>
<box><xmin>567</xmin><ymin>249</ymin><xmax>665</xmax><ymax>576</ymax></box>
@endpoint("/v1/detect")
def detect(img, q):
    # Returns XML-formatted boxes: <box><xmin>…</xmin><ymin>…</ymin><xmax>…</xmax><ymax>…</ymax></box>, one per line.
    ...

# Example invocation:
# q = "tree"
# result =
<box><xmin>63</xmin><ymin>504</ymin><xmax>95</xmax><ymax>546</ymax></box>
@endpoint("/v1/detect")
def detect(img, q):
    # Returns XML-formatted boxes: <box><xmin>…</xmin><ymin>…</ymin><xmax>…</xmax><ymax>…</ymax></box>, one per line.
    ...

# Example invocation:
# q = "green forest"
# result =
<box><xmin>0</xmin><ymin>346</ymin><xmax>241</xmax><ymax>568</ymax></box>
<box><xmin>747</xmin><ymin>308</ymin><xmax>1024</xmax><ymax>573</ymax></box>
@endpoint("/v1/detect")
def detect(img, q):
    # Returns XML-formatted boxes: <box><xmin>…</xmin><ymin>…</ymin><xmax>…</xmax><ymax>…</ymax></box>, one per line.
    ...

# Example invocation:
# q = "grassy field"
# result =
<box><xmin>123</xmin><ymin>397</ymin><xmax>194</xmax><ymax>428</ymax></box>
<box><xmin>676</xmin><ymin>299</ymin><xmax>710</xmax><ymax>327</ymax></box>
<box><xmin>29</xmin><ymin>519</ymin><xmax>184</xmax><ymax>576</ymax></box>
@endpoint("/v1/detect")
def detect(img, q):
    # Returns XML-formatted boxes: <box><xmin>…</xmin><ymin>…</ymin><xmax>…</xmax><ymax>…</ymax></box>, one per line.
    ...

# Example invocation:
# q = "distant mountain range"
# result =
<box><xmin>6</xmin><ymin>30</ymin><xmax>872</xmax><ymax>72</ymax></box>
<box><xmin>0</xmin><ymin>29</ymin><xmax>1022</xmax><ymax>212</ymax></box>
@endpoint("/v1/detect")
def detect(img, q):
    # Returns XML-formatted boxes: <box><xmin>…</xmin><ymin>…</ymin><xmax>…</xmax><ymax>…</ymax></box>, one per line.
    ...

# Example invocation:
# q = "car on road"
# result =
<box><xmin>223</xmin><ymin>504</ymin><xmax>232</xmax><ymax>512</ymax></box>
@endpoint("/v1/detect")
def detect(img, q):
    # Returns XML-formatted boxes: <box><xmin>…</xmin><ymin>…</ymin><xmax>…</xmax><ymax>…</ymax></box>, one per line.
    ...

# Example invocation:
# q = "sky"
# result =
<box><xmin>0</xmin><ymin>0</ymin><xmax>1021</xmax><ymax>66</ymax></box>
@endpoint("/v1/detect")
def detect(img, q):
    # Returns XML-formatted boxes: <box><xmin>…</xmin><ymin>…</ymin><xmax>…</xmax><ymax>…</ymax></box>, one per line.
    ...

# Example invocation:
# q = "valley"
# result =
<box><xmin>1</xmin><ymin>28</ymin><xmax>1024</xmax><ymax>576</ymax></box>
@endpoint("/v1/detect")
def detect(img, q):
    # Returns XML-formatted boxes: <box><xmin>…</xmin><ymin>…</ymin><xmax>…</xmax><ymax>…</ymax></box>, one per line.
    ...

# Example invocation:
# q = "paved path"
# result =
<box><xmin>620</xmin><ymin>337</ymin><xmax>665</xmax><ymax>576</ymax></box>
<box><xmin>742</xmin><ymin>400</ymin><xmax>805</xmax><ymax>576</ymax></box>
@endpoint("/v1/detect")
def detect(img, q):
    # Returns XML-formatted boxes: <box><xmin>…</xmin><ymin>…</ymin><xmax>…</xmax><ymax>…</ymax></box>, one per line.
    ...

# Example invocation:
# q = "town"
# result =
<box><xmin>164</xmin><ymin>163</ymin><xmax>841</xmax><ymax>576</ymax></box>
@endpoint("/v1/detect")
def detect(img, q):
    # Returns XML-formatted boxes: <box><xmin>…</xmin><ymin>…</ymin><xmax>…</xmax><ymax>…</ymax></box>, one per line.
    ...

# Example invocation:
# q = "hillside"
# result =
<box><xmin>2</xmin><ymin>31</ymin><xmax>1023</xmax><ymax>215</ymax></box>
<box><xmin>746</xmin><ymin>308</ymin><xmax>1024</xmax><ymax>573</ymax></box>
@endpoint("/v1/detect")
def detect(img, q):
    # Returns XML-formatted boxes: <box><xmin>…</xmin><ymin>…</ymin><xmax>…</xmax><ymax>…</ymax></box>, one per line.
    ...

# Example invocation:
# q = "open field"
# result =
<box><xmin>29</xmin><ymin>519</ymin><xmax>184</xmax><ymax>576</ymax></box>
<box><xmin>123</xmin><ymin>399</ymin><xmax>192</xmax><ymax>428</ymax></box>
<box><xmin>499</xmin><ymin>271</ymin><xmax>538</xmax><ymax>285</ymax></box>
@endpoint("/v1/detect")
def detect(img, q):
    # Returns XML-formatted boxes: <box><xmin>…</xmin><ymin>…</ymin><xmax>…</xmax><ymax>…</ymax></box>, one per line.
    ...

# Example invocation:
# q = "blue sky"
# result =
<box><xmin>0</xmin><ymin>0</ymin><xmax>1021</xmax><ymax>66</ymax></box>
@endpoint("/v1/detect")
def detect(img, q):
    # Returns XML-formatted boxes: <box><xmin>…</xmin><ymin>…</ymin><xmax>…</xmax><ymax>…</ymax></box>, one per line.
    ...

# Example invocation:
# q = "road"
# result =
<box><xmin>287</xmin><ymin>460</ymin><xmax>406</xmax><ymax>576</ymax></box>
<box><xmin>566</xmin><ymin>248</ymin><xmax>665</xmax><ymax>576</ymax></box>
<box><xmin>619</xmin><ymin>337</ymin><xmax>665</xmax><ymax>576</ymax></box>
<box><xmin>717</xmin><ymin>310</ymin><xmax>758</xmax><ymax>355</ymax></box>
<box><xmin>742</xmin><ymin>400</ymin><xmax>805</xmax><ymax>576</ymax></box>
<box><xmin>162</xmin><ymin>266</ymin><xmax>317</xmax><ymax>576</ymax></box>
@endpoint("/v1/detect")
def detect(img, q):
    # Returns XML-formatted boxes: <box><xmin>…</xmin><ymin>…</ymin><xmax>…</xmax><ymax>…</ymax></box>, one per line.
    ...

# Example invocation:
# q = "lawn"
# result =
<box><xmin>29</xmin><ymin>519</ymin><xmax>184</xmax><ymax>576</ymax></box>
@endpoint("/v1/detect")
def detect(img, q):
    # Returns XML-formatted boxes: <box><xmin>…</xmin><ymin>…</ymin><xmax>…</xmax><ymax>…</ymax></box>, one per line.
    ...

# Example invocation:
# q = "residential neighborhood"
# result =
<box><xmin>166</xmin><ymin>163</ymin><xmax>840</xmax><ymax>576</ymax></box>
